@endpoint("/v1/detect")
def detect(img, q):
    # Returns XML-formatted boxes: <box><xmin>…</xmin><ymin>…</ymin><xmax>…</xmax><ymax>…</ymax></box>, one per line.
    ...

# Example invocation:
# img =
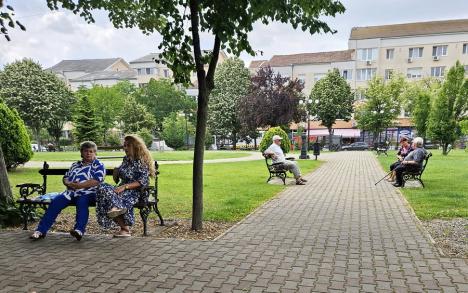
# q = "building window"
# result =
<box><xmin>384</xmin><ymin>69</ymin><xmax>393</xmax><ymax>80</ymax></box>
<box><xmin>407</xmin><ymin>67</ymin><xmax>422</xmax><ymax>79</ymax></box>
<box><xmin>145</xmin><ymin>68</ymin><xmax>155</xmax><ymax>75</ymax></box>
<box><xmin>386</xmin><ymin>49</ymin><xmax>394</xmax><ymax>60</ymax></box>
<box><xmin>465</xmin><ymin>65</ymin><xmax>468</xmax><ymax>73</ymax></box>
<box><xmin>314</xmin><ymin>73</ymin><xmax>326</xmax><ymax>82</ymax></box>
<box><xmin>341</xmin><ymin>69</ymin><xmax>352</xmax><ymax>80</ymax></box>
<box><xmin>432</xmin><ymin>45</ymin><xmax>448</xmax><ymax>57</ymax></box>
<box><xmin>431</xmin><ymin>66</ymin><xmax>446</xmax><ymax>77</ymax></box>
<box><xmin>137</xmin><ymin>68</ymin><xmax>144</xmax><ymax>75</ymax></box>
<box><xmin>408</xmin><ymin>47</ymin><xmax>423</xmax><ymax>58</ymax></box>
<box><xmin>355</xmin><ymin>92</ymin><xmax>366</xmax><ymax>101</ymax></box>
<box><xmin>463</xmin><ymin>44</ymin><xmax>468</xmax><ymax>54</ymax></box>
<box><xmin>163</xmin><ymin>69</ymin><xmax>170</xmax><ymax>77</ymax></box>
<box><xmin>356</xmin><ymin>68</ymin><xmax>376</xmax><ymax>81</ymax></box>
<box><xmin>357</xmin><ymin>48</ymin><xmax>378</xmax><ymax>61</ymax></box>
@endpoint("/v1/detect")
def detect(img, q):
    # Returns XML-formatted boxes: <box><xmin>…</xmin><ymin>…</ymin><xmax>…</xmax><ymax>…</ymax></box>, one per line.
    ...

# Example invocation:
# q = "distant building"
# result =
<box><xmin>129</xmin><ymin>51</ymin><xmax>229</xmax><ymax>97</ymax></box>
<box><xmin>47</xmin><ymin>58</ymin><xmax>137</xmax><ymax>91</ymax></box>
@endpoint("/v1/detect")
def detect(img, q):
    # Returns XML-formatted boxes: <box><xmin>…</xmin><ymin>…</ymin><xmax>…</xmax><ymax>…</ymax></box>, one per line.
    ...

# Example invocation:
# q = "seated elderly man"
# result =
<box><xmin>393</xmin><ymin>137</ymin><xmax>427</xmax><ymax>187</ymax></box>
<box><xmin>264</xmin><ymin>135</ymin><xmax>307</xmax><ymax>185</ymax></box>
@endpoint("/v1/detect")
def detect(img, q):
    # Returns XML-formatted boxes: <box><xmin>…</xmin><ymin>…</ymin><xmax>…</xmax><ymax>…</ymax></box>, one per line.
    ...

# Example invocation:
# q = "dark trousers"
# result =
<box><xmin>394</xmin><ymin>164</ymin><xmax>420</xmax><ymax>185</ymax></box>
<box><xmin>36</xmin><ymin>193</ymin><xmax>96</xmax><ymax>234</ymax></box>
<box><xmin>390</xmin><ymin>161</ymin><xmax>401</xmax><ymax>171</ymax></box>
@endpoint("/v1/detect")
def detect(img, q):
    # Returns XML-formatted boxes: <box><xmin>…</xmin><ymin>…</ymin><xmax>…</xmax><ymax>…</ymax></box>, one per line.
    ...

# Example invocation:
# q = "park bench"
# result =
<box><xmin>401</xmin><ymin>152</ymin><xmax>432</xmax><ymax>188</ymax></box>
<box><xmin>15</xmin><ymin>161</ymin><xmax>164</xmax><ymax>236</ymax></box>
<box><xmin>263</xmin><ymin>153</ymin><xmax>295</xmax><ymax>185</ymax></box>
<box><xmin>374</xmin><ymin>142</ymin><xmax>389</xmax><ymax>156</ymax></box>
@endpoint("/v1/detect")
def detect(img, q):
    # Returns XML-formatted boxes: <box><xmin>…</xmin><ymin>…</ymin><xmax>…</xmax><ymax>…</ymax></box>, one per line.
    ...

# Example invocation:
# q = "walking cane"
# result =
<box><xmin>374</xmin><ymin>170</ymin><xmax>392</xmax><ymax>186</ymax></box>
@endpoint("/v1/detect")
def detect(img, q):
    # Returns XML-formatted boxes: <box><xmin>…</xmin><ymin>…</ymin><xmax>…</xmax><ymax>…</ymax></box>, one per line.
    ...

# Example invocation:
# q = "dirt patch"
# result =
<box><xmin>422</xmin><ymin>218</ymin><xmax>468</xmax><ymax>258</ymax></box>
<box><xmin>10</xmin><ymin>213</ymin><xmax>234</xmax><ymax>241</ymax></box>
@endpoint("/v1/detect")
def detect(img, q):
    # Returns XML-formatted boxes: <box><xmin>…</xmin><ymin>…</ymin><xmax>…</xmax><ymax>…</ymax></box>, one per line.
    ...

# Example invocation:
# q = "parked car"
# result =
<box><xmin>341</xmin><ymin>142</ymin><xmax>369</xmax><ymax>151</ymax></box>
<box><xmin>424</xmin><ymin>140</ymin><xmax>439</xmax><ymax>149</ymax></box>
<box><xmin>31</xmin><ymin>144</ymin><xmax>47</xmax><ymax>152</ymax></box>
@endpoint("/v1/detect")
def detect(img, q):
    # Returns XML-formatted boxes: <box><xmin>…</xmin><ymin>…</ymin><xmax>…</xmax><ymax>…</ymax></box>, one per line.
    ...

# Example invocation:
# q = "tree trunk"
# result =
<box><xmin>328</xmin><ymin>127</ymin><xmax>333</xmax><ymax>151</ymax></box>
<box><xmin>189</xmin><ymin>0</ymin><xmax>220</xmax><ymax>231</ymax></box>
<box><xmin>232</xmin><ymin>132</ymin><xmax>237</xmax><ymax>150</ymax></box>
<box><xmin>254</xmin><ymin>138</ymin><xmax>257</xmax><ymax>150</ymax></box>
<box><xmin>442</xmin><ymin>143</ymin><xmax>448</xmax><ymax>155</ymax></box>
<box><xmin>0</xmin><ymin>146</ymin><xmax>13</xmax><ymax>205</ymax></box>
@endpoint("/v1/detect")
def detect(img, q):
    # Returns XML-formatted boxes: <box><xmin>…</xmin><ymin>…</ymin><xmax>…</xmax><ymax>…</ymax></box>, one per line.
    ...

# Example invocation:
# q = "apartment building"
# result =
<box><xmin>48</xmin><ymin>58</ymin><xmax>137</xmax><ymax>91</ymax></box>
<box><xmin>349</xmin><ymin>19</ymin><xmax>468</xmax><ymax>89</ymax></box>
<box><xmin>250</xmin><ymin>19</ymin><xmax>468</xmax><ymax>92</ymax></box>
<box><xmin>129</xmin><ymin>51</ymin><xmax>228</xmax><ymax>96</ymax></box>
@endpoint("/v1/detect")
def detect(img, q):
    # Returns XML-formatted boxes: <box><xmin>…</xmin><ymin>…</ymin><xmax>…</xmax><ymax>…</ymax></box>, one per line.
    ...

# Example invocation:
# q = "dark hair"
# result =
<box><xmin>399</xmin><ymin>136</ymin><xmax>408</xmax><ymax>142</ymax></box>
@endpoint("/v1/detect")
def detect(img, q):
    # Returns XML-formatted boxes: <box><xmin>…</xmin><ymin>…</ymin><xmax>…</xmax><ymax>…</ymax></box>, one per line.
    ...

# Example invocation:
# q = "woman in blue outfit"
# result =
<box><xmin>30</xmin><ymin>141</ymin><xmax>105</xmax><ymax>241</ymax></box>
<box><xmin>96</xmin><ymin>134</ymin><xmax>155</xmax><ymax>237</ymax></box>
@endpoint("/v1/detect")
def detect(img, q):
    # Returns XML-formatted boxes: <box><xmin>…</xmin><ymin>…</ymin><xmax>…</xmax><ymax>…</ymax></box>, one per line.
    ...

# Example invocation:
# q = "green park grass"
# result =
<box><xmin>8</xmin><ymin>159</ymin><xmax>321</xmax><ymax>222</ymax></box>
<box><xmin>31</xmin><ymin>150</ymin><xmax>250</xmax><ymax>162</ymax></box>
<box><xmin>377</xmin><ymin>150</ymin><xmax>468</xmax><ymax>220</ymax></box>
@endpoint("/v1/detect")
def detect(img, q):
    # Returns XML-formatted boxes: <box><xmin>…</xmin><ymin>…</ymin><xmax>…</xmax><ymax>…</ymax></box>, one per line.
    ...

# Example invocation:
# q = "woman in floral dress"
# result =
<box><xmin>96</xmin><ymin>135</ymin><xmax>155</xmax><ymax>237</ymax></box>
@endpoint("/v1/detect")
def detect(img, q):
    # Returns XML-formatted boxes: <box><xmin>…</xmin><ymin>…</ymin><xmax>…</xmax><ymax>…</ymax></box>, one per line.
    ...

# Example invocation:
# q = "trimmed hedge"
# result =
<box><xmin>259</xmin><ymin>127</ymin><xmax>291</xmax><ymax>154</ymax></box>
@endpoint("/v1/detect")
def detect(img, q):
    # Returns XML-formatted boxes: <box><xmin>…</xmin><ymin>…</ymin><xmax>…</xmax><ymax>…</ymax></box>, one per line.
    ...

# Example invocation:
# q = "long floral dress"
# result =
<box><xmin>96</xmin><ymin>156</ymin><xmax>150</xmax><ymax>229</ymax></box>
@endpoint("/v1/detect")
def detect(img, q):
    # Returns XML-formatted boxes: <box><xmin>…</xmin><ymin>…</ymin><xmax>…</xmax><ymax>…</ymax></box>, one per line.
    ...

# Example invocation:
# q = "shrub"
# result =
<box><xmin>106</xmin><ymin>132</ymin><xmax>122</xmax><ymax>147</ymax></box>
<box><xmin>137</xmin><ymin>128</ymin><xmax>154</xmax><ymax>148</ymax></box>
<box><xmin>259</xmin><ymin>127</ymin><xmax>291</xmax><ymax>154</ymax></box>
<box><xmin>161</xmin><ymin>113</ymin><xmax>186</xmax><ymax>150</ymax></box>
<box><xmin>0</xmin><ymin>201</ymin><xmax>22</xmax><ymax>228</ymax></box>
<box><xmin>0</xmin><ymin>103</ymin><xmax>33</xmax><ymax>169</ymax></box>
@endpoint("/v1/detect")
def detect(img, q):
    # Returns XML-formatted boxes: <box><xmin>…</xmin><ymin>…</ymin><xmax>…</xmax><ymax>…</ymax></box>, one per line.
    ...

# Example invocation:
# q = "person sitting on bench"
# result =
<box><xmin>393</xmin><ymin>137</ymin><xmax>426</xmax><ymax>187</ymax></box>
<box><xmin>387</xmin><ymin>136</ymin><xmax>413</xmax><ymax>182</ymax></box>
<box><xmin>264</xmin><ymin>135</ymin><xmax>307</xmax><ymax>185</ymax></box>
<box><xmin>30</xmin><ymin>141</ymin><xmax>105</xmax><ymax>241</ymax></box>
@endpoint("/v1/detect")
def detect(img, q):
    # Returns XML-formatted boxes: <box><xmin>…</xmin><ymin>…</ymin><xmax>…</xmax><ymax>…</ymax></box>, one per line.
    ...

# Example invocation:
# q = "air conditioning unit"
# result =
<box><xmin>433</xmin><ymin>55</ymin><xmax>440</xmax><ymax>61</ymax></box>
<box><xmin>407</xmin><ymin>58</ymin><xmax>413</xmax><ymax>63</ymax></box>
<box><xmin>366</xmin><ymin>60</ymin><xmax>372</xmax><ymax>66</ymax></box>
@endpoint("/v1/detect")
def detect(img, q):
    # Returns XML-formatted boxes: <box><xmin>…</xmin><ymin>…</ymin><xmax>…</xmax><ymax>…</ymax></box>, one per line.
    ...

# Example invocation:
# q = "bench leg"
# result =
<box><xmin>153</xmin><ymin>202</ymin><xmax>164</xmax><ymax>226</ymax></box>
<box><xmin>266</xmin><ymin>174</ymin><xmax>273</xmax><ymax>183</ymax></box>
<box><xmin>419</xmin><ymin>178</ymin><xmax>425</xmax><ymax>188</ymax></box>
<box><xmin>139</xmin><ymin>206</ymin><xmax>151</xmax><ymax>236</ymax></box>
<box><xmin>280</xmin><ymin>173</ymin><xmax>286</xmax><ymax>185</ymax></box>
<box><xmin>18</xmin><ymin>203</ymin><xmax>29</xmax><ymax>230</ymax></box>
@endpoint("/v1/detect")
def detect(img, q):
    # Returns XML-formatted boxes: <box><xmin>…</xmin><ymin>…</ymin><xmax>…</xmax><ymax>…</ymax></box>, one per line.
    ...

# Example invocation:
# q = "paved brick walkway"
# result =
<box><xmin>1</xmin><ymin>152</ymin><xmax>466</xmax><ymax>292</ymax></box>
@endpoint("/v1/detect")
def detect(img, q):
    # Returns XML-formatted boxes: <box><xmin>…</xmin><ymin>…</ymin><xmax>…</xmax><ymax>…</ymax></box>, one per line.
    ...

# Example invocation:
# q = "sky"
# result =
<box><xmin>1</xmin><ymin>0</ymin><xmax>468</xmax><ymax>69</ymax></box>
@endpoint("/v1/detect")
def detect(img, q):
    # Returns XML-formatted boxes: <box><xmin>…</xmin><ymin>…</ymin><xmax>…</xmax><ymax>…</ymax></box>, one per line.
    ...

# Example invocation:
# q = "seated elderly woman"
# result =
<box><xmin>30</xmin><ymin>141</ymin><xmax>105</xmax><ymax>241</ymax></box>
<box><xmin>387</xmin><ymin>136</ymin><xmax>413</xmax><ymax>182</ymax></box>
<box><xmin>96</xmin><ymin>134</ymin><xmax>155</xmax><ymax>237</ymax></box>
<box><xmin>393</xmin><ymin>137</ymin><xmax>427</xmax><ymax>187</ymax></box>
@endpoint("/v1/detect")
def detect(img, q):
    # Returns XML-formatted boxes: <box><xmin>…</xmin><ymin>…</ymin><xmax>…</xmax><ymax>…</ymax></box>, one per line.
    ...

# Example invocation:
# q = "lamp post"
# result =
<box><xmin>179</xmin><ymin>112</ymin><xmax>192</xmax><ymax>149</ymax></box>
<box><xmin>299</xmin><ymin>99</ymin><xmax>319</xmax><ymax>159</ymax></box>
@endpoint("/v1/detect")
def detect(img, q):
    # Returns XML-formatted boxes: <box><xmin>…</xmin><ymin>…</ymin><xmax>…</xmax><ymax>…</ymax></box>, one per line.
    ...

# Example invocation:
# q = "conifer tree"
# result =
<box><xmin>73</xmin><ymin>96</ymin><xmax>102</xmax><ymax>144</ymax></box>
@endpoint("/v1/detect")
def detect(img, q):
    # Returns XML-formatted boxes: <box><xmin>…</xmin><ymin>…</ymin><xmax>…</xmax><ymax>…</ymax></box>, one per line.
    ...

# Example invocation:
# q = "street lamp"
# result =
<box><xmin>179</xmin><ymin>112</ymin><xmax>193</xmax><ymax>149</ymax></box>
<box><xmin>299</xmin><ymin>99</ymin><xmax>319</xmax><ymax>159</ymax></box>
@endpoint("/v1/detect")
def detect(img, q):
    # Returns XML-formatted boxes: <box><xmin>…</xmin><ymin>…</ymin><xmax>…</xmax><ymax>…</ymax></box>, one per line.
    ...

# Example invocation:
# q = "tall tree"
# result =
<box><xmin>246</xmin><ymin>66</ymin><xmax>304</xmax><ymax>129</ymax></box>
<box><xmin>0</xmin><ymin>59</ymin><xmax>74</xmax><ymax>149</ymax></box>
<box><xmin>45</xmin><ymin>0</ymin><xmax>345</xmax><ymax>230</ymax></box>
<box><xmin>208</xmin><ymin>58</ymin><xmax>250</xmax><ymax>150</ymax></box>
<box><xmin>427</xmin><ymin>62</ymin><xmax>468</xmax><ymax>155</ymax></box>
<box><xmin>310</xmin><ymin>68</ymin><xmax>354</xmax><ymax>146</ymax></box>
<box><xmin>120</xmin><ymin>97</ymin><xmax>156</xmax><ymax>134</ymax></box>
<box><xmin>73</xmin><ymin>95</ymin><xmax>102</xmax><ymax>144</ymax></box>
<box><xmin>136</xmin><ymin>78</ymin><xmax>195</xmax><ymax>133</ymax></box>
<box><xmin>355</xmin><ymin>76</ymin><xmax>405</xmax><ymax>142</ymax></box>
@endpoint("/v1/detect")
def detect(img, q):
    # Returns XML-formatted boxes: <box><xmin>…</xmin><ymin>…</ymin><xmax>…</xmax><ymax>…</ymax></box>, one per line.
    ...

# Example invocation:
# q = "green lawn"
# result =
<box><xmin>30</xmin><ymin>150</ymin><xmax>250</xmax><ymax>162</ymax></box>
<box><xmin>8</xmin><ymin>159</ymin><xmax>321</xmax><ymax>222</ymax></box>
<box><xmin>377</xmin><ymin>150</ymin><xmax>468</xmax><ymax>220</ymax></box>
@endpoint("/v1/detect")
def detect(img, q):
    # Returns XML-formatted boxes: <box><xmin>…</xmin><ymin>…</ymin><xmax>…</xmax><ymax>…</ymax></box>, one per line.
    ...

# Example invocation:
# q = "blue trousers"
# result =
<box><xmin>36</xmin><ymin>193</ymin><xmax>96</xmax><ymax>235</ymax></box>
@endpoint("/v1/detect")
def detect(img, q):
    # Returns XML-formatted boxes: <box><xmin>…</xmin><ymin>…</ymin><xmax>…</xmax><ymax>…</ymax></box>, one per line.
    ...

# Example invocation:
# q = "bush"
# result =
<box><xmin>0</xmin><ymin>103</ymin><xmax>33</xmax><ymax>169</ymax></box>
<box><xmin>106</xmin><ymin>132</ymin><xmax>122</xmax><ymax>147</ymax></box>
<box><xmin>259</xmin><ymin>127</ymin><xmax>291</xmax><ymax>154</ymax></box>
<box><xmin>161</xmin><ymin>113</ymin><xmax>186</xmax><ymax>150</ymax></box>
<box><xmin>137</xmin><ymin>128</ymin><xmax>154</xmax><ymax>148</ymax></box>
<box><xmin>0</xmin><ymin>201</ymin><xmax>22</xmax><ymax>228</ymax></box>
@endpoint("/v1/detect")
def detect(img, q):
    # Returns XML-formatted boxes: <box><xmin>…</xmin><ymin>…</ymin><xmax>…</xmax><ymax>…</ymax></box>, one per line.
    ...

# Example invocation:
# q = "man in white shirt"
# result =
<box><xmin>264</xmin><ymin>135</ymin><xmax>307</xmax><ymax>185</ymax></box>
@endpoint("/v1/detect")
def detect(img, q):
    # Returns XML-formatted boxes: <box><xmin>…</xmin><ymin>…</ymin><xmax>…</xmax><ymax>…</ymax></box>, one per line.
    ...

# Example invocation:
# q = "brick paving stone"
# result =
<box><xmin>0</xmin><ymin>152</ymin><xmax>467</xmax><ymax>292</ymax></box>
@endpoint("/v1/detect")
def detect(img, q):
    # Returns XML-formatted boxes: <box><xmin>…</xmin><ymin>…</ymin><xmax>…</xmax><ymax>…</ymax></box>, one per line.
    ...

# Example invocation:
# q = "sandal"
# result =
<box><xmin>69</xmin><ymin>229</ymin><xmax>83</xmax><ymax>241</ymax></box>
<box><xmin>296</xmin><ymin>181</ymin><xmax>306</xmax><ymax>185</ymax></box>
<box><xmin>300</xmin><ymin>178</ymin><xmax>308</xmax><ymax>182</ymax></box>
<box><xmin>113</xmin><ymin>230</ymin><xmax>132</xmax><ymax>238</ymax></box>
<box><xmin>29</xmin><ymin>231</ymin><xmax>45</xmax><ymax>240</ymax></box>
<box><xmin>107</xmin><ymin>208</ymin><xmax>127</xmax><ymax>219</ymax></box>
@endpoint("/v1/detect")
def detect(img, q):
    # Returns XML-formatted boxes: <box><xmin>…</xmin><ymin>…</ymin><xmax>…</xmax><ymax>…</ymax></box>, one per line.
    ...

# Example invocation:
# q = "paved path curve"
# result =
<box><xmin>21</xmin><ymin>151</ymin><xmax>264</xmax><ymax>168</ymax></box>
<box><xmin>0</xmin><ymin>151</ymin><xmax>466</xmax><ymax>292</ymax></box>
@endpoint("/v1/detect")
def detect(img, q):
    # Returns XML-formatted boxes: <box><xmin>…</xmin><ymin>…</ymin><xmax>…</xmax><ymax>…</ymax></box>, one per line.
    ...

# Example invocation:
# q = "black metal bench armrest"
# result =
<box><xmin>16</xmin><ymin>183</ymin><xmax>43</xmax><ymax>199</ymax></box>
<box><xmin>285</xmin><ymin>157</ymin><xmax>295</xmax><ymax>161</ymax></box>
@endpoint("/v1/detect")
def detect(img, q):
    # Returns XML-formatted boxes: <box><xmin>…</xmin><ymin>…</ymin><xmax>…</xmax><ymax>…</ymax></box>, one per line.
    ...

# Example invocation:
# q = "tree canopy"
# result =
<box><xmin>208</xmin><ymin>57</ymin><xmax>250</xmax><ymax>149</ymax></box>
<box><xmin>310</xmin><ymin>68</ymin><xmax>354</xmax><ymax>145</ymax></box>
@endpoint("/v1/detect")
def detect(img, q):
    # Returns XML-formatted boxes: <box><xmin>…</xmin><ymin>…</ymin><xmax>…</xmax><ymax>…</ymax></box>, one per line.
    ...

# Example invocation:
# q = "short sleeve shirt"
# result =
<box><xmin>63</xmin><ymin>159</ymin><xmax>105</xmax><ymax>199</ymax></box>
<box><xmin>404</xmin><ymin>148</ymin><xmax>426</xmax><ymax>167</ymax></box>
<box><xmin>265</xmin><ymin>143</ymin><xmax>286</xmax><ymax>163</ymax></box>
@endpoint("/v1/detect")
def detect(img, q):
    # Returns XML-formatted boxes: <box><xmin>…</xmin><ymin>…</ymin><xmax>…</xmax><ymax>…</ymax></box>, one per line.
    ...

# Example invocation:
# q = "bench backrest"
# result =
<box><xmin>262</xmin><ymin>153</ymin><xmax>285</xmax><ymax>172</ymax></box>
<box><xmin>420</xmin><ymin>152</ymin><xmax>432</xmax><ymax>174</ymax></box>
<box><xmin>37</xmin><ymin>161</ymin><xmax>159</xmax><ymax>201</ymax></box>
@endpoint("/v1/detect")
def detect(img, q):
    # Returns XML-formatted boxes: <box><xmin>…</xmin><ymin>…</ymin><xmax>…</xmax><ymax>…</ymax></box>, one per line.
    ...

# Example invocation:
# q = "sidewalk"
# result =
<box><xmin>0</xmin><ymin>151</ymin><xmax>466</xmax><ymax>292</ymax></box>
<box><xmin>21</xmin><ymin>151</ymin><xmax>264</xmax><ymax>168</ymax></box>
